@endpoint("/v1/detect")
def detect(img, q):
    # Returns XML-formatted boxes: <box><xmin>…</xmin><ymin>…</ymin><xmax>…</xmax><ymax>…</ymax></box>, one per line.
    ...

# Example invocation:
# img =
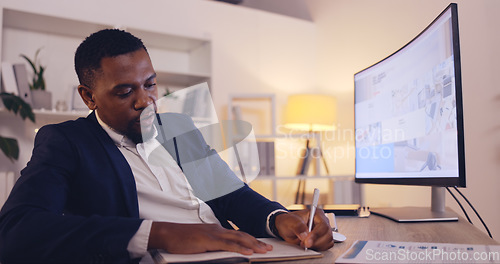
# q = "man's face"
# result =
<box><xmin>84</xmin><ymin>49</ymin><xmax>158</xmax><ymax>143</ymax></box>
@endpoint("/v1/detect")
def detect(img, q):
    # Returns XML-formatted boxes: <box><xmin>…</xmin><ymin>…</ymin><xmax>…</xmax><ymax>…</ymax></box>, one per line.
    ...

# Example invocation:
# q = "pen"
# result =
<box><xmin>331</xmin><ymin>212</ymin><xmax>338</xmax><ymax>233</ymax></box>
<box><xmin>306</xmin><ymin>188</ymin><xmax>320</xmax><ymax>251</ymax></box>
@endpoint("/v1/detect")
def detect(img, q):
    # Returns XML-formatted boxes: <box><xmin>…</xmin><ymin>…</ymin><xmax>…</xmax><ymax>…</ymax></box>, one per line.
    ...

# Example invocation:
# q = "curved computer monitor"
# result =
<box><xmin>354</xmin><ymin>3</ymin><xmax>465</xmax><ymax>222</ymax></box>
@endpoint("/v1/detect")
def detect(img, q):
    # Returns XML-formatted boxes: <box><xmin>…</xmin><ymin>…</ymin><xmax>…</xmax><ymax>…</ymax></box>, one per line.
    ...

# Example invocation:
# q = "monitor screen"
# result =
<box><xmin>354</xmin><ymin>3</ymin><xmax>465</xmax><ymax>188</ymax></box>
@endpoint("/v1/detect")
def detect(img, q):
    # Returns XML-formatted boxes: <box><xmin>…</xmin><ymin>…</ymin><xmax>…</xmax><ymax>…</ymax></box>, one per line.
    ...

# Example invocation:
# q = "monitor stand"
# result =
<box><xmin>370</xmin><ymin>187</ymin><xmax>459</xmax><ymax>223</ymax></box>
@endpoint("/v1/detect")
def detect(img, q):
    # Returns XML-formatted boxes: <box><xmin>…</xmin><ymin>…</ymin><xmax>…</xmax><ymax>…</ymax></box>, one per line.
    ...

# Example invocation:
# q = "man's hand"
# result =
<box><xmin>148</xmin><ymin>222</ymin><xmax>272</xmax><ymax>255</ymax></box>
<box><xmin>274</xmin><ymin>209</ymin><xmax>334</xmax><ymax>251</ymax></box>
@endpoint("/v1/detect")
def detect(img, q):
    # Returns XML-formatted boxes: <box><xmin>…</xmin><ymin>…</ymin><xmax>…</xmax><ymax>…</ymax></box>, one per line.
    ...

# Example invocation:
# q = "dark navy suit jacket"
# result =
<box><xmin>0</xmin><ymin>112</ymin><xmax>285</xmax><ymax>263</ymax></box>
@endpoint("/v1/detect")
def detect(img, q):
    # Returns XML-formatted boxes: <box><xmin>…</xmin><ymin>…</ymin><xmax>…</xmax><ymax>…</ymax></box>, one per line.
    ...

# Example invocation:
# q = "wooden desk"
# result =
<box><xmin>268</xmin><ymin>212</ymin><xmax>498</xmax><ymax>264</ymax></box>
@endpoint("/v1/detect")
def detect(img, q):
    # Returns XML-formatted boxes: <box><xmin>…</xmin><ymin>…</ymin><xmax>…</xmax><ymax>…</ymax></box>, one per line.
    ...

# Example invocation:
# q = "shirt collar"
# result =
<box><xmin>95</xmin><ymin>111</ymin><xmax>134</xmax><ymax>147</ymax></box>
<box><xmin>95</xmin><ymin>111</ymin><xmax>144</xmax><ymax>147</ymax></box>
<box><xmin>95</xmin><ymin>111</ymin><xmax>160</xmax><ymax>156</ymax></box>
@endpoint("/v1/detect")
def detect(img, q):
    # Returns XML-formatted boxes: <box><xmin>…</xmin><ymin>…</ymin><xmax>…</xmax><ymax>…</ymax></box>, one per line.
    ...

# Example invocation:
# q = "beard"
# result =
<box><xmin>127</xmin><ymin>121</ymin><xmax>156</xmax><ymax>144</ymax></box>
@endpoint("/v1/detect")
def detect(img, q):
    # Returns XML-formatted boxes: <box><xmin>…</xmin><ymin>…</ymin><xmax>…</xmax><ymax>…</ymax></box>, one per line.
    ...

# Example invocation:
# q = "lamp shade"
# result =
<box><xmin>284</xmin><ymin>94</ymin><xmax>337</xmax><ymax>131</ymax></box>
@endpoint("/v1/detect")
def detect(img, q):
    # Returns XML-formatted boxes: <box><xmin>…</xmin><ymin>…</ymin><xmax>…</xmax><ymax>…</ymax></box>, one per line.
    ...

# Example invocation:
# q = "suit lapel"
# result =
<box><xmin>85</xmin><ymin>112</ymin><xmax>140</xmax><ymax>217</ymax></box>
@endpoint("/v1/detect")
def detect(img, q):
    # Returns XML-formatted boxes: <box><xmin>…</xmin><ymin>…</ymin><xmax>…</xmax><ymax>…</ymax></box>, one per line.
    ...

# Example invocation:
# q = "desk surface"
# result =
<box><xmin>267</xmin><ymin>212</ymin><xmax>498</xmax><ymax>264</ymax></box>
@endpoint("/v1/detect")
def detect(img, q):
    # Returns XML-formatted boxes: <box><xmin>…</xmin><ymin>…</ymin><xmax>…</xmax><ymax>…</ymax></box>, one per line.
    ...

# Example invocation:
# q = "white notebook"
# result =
<box><xmin>151</xmin><ymin>238</ymin><xmax>323</xmax><ymax>264</ymax></box>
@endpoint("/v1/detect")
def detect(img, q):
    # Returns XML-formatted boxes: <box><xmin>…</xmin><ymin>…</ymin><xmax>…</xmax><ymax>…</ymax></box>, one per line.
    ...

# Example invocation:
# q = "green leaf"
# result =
<box><xmin>0</xmin><ymin>93</ymin><xmax>36</xmax><ymax>162</ymax></box>
<box><xmin>34</xmin><ymin>48</ymin><xmax>41</xmax><ymax>61</ymax></box>
<box><xmin>20</xmin><ymin>48</ymin><xmax>45</xmax><ymax>91</ymax></box>
<box><xmin>20</xmin><ymin>54</ymin><xmax>37</xmax><ymax>74</ymax></box>
<box><xmin>0</xmin><ymin>136</ymin><xmax>19</xmax><ymax>162</ymax></box>
<box><xmin>37</xmin><ymin>67</ymin><xmax>46</xmax><ymax>90</ymax></box>
<box><xmin>0</xmin><ymin>92</ymin><xmax>35</xmax><ymax>123</ymax></box>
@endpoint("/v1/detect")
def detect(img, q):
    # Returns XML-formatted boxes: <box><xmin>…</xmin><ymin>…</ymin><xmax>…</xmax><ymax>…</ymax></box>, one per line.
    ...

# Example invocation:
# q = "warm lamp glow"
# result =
<box><xmin>284</xmin><ymin>94</ymin><xmax>337</xmax><ymax>131</ymax></box>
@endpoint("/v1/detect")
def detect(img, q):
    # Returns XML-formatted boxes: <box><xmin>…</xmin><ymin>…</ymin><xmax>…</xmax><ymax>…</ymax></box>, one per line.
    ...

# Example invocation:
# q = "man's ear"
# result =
<box><xmin>77</xmin><ymin>85</ymin><xmax>97</xmax><ymax>110</ymax></box>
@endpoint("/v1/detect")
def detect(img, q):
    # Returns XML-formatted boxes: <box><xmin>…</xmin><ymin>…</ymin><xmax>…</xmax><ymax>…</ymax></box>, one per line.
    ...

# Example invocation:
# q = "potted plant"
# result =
<box><xmin>20</xmin><ymin>48</ymin><xmax>51</xmax><ymax>109</ymax></box>
<box><xmin>0</xmin><ymin>93</ymin><xmax>35</xmax><ymax>162</ymax></box>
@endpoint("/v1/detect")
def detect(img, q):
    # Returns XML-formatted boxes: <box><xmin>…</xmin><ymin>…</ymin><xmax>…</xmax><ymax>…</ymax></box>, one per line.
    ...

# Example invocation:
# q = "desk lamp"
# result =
<box><xmin>284</xmin><ymin>94</ymin><xmax>337</xmax><ymax>204</ymax></box>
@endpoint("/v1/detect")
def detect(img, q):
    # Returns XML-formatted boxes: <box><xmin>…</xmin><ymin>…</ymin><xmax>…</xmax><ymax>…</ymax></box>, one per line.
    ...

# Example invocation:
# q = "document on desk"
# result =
<box><xmin>150</xmin><ymin>238</ymin><xmax>323</xmax><ymax>264</ymax></box>
<box><xmin>336</xmin><ymin>240</ymin><xmax>500</xmax><ymax>263</ymax></box>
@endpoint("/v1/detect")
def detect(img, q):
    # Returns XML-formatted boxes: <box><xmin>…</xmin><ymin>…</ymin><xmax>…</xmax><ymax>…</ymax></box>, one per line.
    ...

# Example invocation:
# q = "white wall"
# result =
<box><xmin>0</xmin><ymin>0</ymin><xmax>318</xmax><ymax>181</ymax></box>
<box><xmin>307</xmin><ymin>0</ymin><xmax>500</xmax><ymax>239</ymax></box>
<box><xmin>0</xmin><ymin>0</ymin><xmax>317</xmax><ymax>114</ymax></box>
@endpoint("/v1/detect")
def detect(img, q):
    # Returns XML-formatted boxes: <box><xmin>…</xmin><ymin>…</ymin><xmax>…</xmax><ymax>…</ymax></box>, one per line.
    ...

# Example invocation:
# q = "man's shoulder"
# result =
<box><xmin>37</xmin><ymin>113</ymin><xmax>97</xmax><ymax>137</ymax></box>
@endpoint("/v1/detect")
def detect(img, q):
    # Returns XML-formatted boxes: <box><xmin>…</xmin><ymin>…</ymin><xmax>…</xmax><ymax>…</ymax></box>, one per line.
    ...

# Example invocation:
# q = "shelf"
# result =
<box><xmin>3</xmin><ymin>8</ymin><xmax>107</xmax><ymax>40</ymax></box>
<box><xmin>1</xmin><ymin>7</ymin><xmax>212</xmax><ymax>90</ymax></box>
<box><xmin>252</xmin><ymin>175</ymin><xmax>353</xmax><ymax>180</ymax></box>
<box><xmin>254</xmin><ymin>133</ymin><xmax>318</xmax><ymax>140</ymax></box>
<box><xmin>127</xmin><ymin>27</ymin><xmax>208</xmax><ymax>52</ymax></box>
<box><xmin>3</xmin><ymin>8</ymin><xmax>209</xmax><ymax>52</ymax></box>
<box><xmin>156</xmin><ymin>71</ymin><xmax>210</xmax><ymax>88</ymax></box>
<box><xmin>33</xmin><ymin>109</ymin><xmax>90</xmax><ymax>119</ymax></box>
<box><xmin>0</xmin><ymin>108</ymin><xmax>89</xmax><ymax>120</ymax></box>
<box><xmin>2</xmin><ymin>107</ymin><xmax>215</xmax><ymax>129</ymax></box>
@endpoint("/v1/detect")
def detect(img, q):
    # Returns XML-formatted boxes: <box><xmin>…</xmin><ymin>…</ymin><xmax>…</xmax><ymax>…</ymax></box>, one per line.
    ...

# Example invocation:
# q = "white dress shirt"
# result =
<box><xmin>95</xmin><ymin>112</ymin><xmax>283</xmax><ymax>260</ymax></box>
<box><xmin>96</xmin><ymin>113</ymin><xmax>220</xmax><ymax>259</ymax></box>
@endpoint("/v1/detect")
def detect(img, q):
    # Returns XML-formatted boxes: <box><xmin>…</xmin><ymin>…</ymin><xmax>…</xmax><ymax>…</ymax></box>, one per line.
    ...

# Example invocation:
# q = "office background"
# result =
<box><xmin>0</xmin><ymin>0</ymin><xmax>499</xmax><ymax>240</ymax></box>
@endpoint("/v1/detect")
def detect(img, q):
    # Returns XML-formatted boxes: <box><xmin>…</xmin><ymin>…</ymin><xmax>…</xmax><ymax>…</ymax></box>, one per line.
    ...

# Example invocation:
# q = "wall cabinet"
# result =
<box><xmin>1</xmin><ymin>8</ymin><xmax>211</xmax><ymax>106</ymax></box>
<box><xmin>0</xmin><ymin>6</ymin><xmax>212</xmax><ymax>182</ymax></box>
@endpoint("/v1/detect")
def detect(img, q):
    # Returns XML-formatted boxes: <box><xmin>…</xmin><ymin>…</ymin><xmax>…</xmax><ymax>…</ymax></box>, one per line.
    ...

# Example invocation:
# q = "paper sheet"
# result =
<box><xmin>336</xmin><ymin>240</ymin><xmax>500</xmax><ymax>263</ymax></box>
<box><xmin>152</xmin><ymin>238</ymin><xmax>322</xmax><ymax>264</ymax></box>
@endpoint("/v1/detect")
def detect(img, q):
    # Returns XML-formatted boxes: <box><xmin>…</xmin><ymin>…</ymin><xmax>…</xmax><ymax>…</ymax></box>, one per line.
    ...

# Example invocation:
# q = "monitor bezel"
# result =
<box><xmin>353</xmin><ymin>3</ymin><xmax>466</xmax><ymax>188</ymax></box>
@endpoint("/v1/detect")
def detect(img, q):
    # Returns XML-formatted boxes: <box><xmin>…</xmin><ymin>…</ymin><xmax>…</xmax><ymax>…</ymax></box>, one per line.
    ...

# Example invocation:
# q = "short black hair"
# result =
<box><xmin>74</xmin><ymin>28</ymin><xmax>147</xmax><ymax>88</ymax></box>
